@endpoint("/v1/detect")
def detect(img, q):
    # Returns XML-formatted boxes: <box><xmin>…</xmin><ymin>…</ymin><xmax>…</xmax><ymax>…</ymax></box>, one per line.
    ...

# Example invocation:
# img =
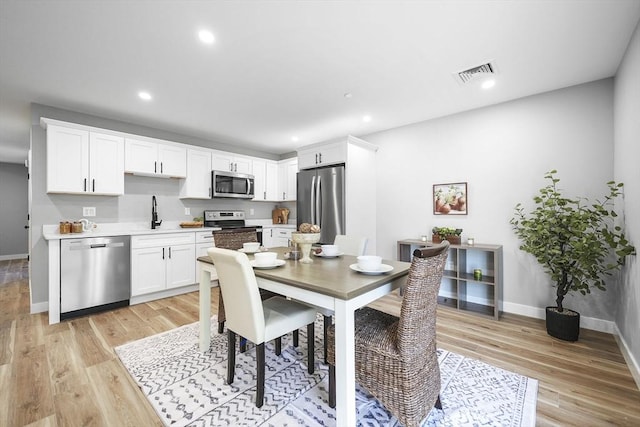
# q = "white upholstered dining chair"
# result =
<box><xmin>207</xmin><ymin>247</ymin><xmax>317</xmax><ymax>408</ymax></box>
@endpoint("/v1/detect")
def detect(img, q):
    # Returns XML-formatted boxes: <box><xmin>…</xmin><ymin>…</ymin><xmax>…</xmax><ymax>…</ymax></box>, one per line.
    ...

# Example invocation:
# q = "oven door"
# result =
<box><xmin>212</xmin><ymin>170</ymin><xmax>255</xmax><ymax>199</ymax></box>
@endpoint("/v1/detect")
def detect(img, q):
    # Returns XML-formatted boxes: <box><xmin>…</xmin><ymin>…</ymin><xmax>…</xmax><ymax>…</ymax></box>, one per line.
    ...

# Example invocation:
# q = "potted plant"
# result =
<box><xmin>511</xmin><ymin>170</ymin><xmax>635</xmax><ymax>341</ymax></box>
<box><xmin>432</xmin><ymin>227</ymin><xmax>463</xmax><ymax>244</ymax></box>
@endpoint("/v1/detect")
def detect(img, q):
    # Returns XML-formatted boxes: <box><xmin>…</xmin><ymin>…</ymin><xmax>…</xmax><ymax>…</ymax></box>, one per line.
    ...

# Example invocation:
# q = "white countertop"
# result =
<box><xmin>43</xmin><ymin>221</ymin><xmax>221</xmax><ymax>240</ymax></box>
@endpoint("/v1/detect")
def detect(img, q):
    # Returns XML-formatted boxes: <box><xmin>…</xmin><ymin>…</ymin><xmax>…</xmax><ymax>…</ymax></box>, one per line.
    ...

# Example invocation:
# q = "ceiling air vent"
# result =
<box><xmin>456</xmin><ymin>62</ymin><xmax>495</xmax><ymax>84</ymax></box>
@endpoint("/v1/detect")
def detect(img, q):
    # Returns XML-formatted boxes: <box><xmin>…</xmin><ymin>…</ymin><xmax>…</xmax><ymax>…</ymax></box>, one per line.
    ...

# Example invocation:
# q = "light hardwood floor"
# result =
<box><xmin>1</xmin><ymin>259</ymin><xmax>639</xmax><ymax>426</ymax></box>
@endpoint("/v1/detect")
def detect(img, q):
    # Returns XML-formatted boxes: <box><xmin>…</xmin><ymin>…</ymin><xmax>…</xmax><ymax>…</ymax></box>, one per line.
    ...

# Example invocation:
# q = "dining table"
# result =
<box><xmin>197</xmin><ymin>246</ymin><xmax>410</xmax><ymax>427</ymax></box>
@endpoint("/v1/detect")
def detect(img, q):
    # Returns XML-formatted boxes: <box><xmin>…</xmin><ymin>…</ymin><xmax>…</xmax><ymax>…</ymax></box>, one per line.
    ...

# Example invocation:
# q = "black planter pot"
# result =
<box><xmin>546</xmin><ymin>306</ymin><xmax>580</xmax><ymax>341</ymax></box>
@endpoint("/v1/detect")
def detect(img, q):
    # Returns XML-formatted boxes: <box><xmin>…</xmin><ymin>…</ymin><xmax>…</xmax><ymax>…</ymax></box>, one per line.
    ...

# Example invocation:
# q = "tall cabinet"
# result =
<box><xmin>397</xmin><ymin>239</ymin><xmax>503</xmax><ymax>320</ymax></box>
<box><xmin>297</xmin><ymin>136</ymin><xmax>378</xmax><ymax>253</ymax></box>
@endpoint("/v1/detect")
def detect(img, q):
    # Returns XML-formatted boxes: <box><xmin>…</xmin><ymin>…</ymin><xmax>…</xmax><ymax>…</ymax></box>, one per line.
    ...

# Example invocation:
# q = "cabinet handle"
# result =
<box><xmin>169</xmin><ymin>247</ymin><xmax>172</xmax><ymax>258</ymax></box>
<box><xmin>84</xmin><ymin>178</ymin><xmax>87</xmax><ymax>192</ymax></box>
<box><xmin>318</xmin><ymin>152</ymin><xmax>322</xmax><ymax>163</ymax></box>
<box><xmin>161</xmin><ymin>162</ymin><xmax>164</xmax><ymax>173</ymax></box>
<box><xmin>155</xmin><ymin>161</ymin><xmax>157</xmax><ymax>173</ymax></box>
<box><xmin>315</xmin><ymin>153</ymin><xmax>318</xmax><ymax>164</ymax></box>
<box><xmin>92</xmin><ymin>179</ymin><xmax>95</xmax><ymax>192</ymax></box>
<box><xmin>162</xmin><ymin>248</ymin><xmax>165</xmax><ymax>259</ymax></box>
<box><xmin>283</xmin><ymin>192</ymin><xmax>285</xmax><ymax>200</ymax></box>
<box><xmin>263</xmin><ymin>191</ymin><xmax>266</xmax><ymax>200</ymax></box>
<box><xmin>209</xmin><ymin>187</ymin><xmax>212</xmax><ymax>198</ymax></box>
<box><xmin>234</xmin><ymin>163</ymin><xmax>237</xmax><ymax>172</ymax></box>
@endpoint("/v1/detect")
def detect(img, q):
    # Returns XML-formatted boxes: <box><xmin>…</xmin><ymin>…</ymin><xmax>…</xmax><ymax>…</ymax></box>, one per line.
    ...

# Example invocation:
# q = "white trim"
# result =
<box><xmin>613</xmin><ymin>324</ymin><xmax>640</xmax><ymax>390</ymax></box>
<box><xmin>0</xmin><ymin>253</ymin><xmax>28</xmax><ymax>261</ymax></box>
<box><xmin>502</xmin><ymin>301</ymin><xmax>616</xmax><ymax>334</ymax></box>
<box><xmin>30</xmin><ymin>301</ymin><xmax>48</xmax><ymax>314</ymax></box>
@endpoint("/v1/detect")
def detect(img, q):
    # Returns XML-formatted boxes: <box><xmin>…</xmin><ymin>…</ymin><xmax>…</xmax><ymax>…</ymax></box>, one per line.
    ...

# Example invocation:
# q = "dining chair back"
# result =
<box><xmin>327</xmin><ymin>241</ymin><xmax>450</xmax><ymax>427</ymax></box>
<box><xmin>207</xmin><ymin>247</ymin><xmax>317</xmax><ymax>408</ymax></box>
<box><xmin>334</xmin><ymin>234</ymin><xmax>368</xmax><ymax>256</ymax></box>
<box><xmin>212</xmin><ymin>229</ymin><xmax>278</xmax><ymax>334</ymax></box>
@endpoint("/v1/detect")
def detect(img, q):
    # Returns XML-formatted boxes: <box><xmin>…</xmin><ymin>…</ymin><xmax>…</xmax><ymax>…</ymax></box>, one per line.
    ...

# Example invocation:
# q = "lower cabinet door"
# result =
<box><xmin>131</xmin><ymin>247</ymin><xmax>167</xmax><ymax>296</ymax></box>
<box><xmin>166</xmin><ymin>244</ymin><xmax>196</xmax><ymax>289</ymax></box>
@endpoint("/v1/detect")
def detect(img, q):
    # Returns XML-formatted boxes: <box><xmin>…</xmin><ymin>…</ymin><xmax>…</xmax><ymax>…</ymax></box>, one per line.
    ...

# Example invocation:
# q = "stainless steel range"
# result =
<box><xmin>203</xmin><ymin>210</ymin><xmax>263</xmax><ymax>244</ymax></box>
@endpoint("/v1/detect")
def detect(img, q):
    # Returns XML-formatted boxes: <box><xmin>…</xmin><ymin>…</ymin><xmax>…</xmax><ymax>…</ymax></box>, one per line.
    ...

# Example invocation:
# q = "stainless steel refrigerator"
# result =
<box><xmin>297</xmin><ymin>165</ymin><xmax>345</xmax><ymax>245</ymax></box>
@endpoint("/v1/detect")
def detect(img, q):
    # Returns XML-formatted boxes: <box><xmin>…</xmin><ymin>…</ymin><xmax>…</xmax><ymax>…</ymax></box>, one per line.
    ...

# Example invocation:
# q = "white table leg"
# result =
<box><xmin>199</xmin><ymin>265</ymin><xmax>211</xmax><ymax>352</ymax></box>
<box><xmin>334</xmin><ymin>298</ymin><xmax>356</xmax><ymax>427</ymax></box>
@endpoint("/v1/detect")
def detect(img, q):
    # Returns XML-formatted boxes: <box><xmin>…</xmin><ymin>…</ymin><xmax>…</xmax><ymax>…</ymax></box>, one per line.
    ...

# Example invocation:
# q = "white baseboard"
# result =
<box><xmin>30</xmin><ymin>301</ymin><xmax>48</xmax><ymax>314</ymax></box>
<box><xmin>0</xmin><ymin>253</ymin><xmax>28</xmax><ymax>261</ymax></box>
<box><xmin>613</xmin><ymin>324</ymin><xmax>640</xmax><ymax>390</ymax></box>
<box><xmin>502</xmin><ymin>301</ymin><xmax>616</xmax><ymax>334</ymax></box>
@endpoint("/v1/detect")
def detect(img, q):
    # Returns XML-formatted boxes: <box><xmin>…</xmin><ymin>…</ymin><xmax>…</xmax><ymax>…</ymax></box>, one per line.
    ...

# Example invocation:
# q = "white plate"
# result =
<box><xmin>314</xmin><ymin>251</ymin><xmax>344</xmax><ymax>258</ymax></box>
<box><xmin>250</xmin><ymin>259</ymin><xmax>286</xmax><ymax>269</ymax></box>
<box><xmin>238</xmin><ymin>247</ymin><xmax>260</xmax><ymax>254</ymax></box>
<box><xmin>349</xmin><ymin>263</ymin><xmax>394</xmax><ymax>275</ymax></box>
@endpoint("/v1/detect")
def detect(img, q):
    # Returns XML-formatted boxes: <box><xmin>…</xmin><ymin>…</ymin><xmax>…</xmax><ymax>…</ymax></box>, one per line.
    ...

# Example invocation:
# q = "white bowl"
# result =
<box><xmin>321</xmin><ymin>244</ymin><xmax>339</xmax><ymax>256</ymax></box>
<box><xmin>357</xmin><ymin>255</ymin><xmax>382</xmax><ymax>271</ymax></box>
<box><xmin>254</xmin><ymin>251</ymin><xmax>278</xmax><ymax>266</ymax></box>
<box><xmin>243</xmin><ymin>242</ymin><xmax>260</xmax><ymax>252</ymax></box>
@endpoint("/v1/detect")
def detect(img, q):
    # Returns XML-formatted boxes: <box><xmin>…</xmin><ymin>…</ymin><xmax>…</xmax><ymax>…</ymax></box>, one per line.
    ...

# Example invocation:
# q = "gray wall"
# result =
<box><xmin>29</xmin><ymin>104</ymin><xmax>294</xmax><ymax>306</ymax></box>
<box><xmin>0</xmin><ymin>162</ymin><xmax>28</xmax><ymax>258</ymax></box>
<box><xmin>365</xmin><ymin>79</ymin><xmax>617</xmax><ymax>322</ymax></box>
<box><xmin>614</xmin><ymin>19</ymin><xmax>640</xmax><ymax>375</ymax></box>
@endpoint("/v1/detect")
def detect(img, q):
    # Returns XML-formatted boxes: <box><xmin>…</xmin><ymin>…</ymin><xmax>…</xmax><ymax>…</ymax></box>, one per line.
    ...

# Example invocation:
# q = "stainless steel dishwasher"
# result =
<box><xmin>60</xmin><ymin>235</ymin><xmax>131</xmax><ymax>319</ymax></box>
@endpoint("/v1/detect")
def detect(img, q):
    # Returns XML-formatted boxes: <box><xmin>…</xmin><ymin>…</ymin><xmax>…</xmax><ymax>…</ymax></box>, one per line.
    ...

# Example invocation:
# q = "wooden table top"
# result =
<box><xmin>197</xmin><ymin>247</ymin><xmax>411</xmax><ymax>300</ymax></box>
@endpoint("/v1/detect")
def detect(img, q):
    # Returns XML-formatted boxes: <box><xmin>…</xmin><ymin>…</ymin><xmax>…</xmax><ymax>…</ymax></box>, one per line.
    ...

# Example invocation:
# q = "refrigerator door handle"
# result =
<box><xmin>316</xmin><ymin>175</ymin><xmax>322</xmax><ymax>228</ymax></box>
<box><xmin>310</xmin><ymin>175</ymin><xmax>317</xmax><ymax>224</ymax></box>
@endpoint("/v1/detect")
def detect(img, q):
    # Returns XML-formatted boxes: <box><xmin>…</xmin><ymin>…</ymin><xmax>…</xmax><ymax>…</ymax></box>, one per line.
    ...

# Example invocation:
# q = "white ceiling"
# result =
<box><xmin>1</xmin><ymin>1</ymin><xmax>639</xmax><ymax>164</ymax></box>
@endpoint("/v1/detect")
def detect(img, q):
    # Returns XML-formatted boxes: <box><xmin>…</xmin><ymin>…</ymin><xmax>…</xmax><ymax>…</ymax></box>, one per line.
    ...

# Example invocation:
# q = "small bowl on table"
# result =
<box><xmin>357</xmin><ymin>255</ymin><xmax>382</xmax><ymax>271</ymax></box>
<box><xmin>243</xmin><ymin>242</ymin><xmax>260</xmax><ymax>253</ymax></box>
<box><xmin>254</xmin><ymin>251</ymin><xmax>278</xmax><ymax>267</ymax></box>
<box><xmin>320</xmin><ymin>244</ymin><xmax>339</xmax><ymax>256</ymax></box>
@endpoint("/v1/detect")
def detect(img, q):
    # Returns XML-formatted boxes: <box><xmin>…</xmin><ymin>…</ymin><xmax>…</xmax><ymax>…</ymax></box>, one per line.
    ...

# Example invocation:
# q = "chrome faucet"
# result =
<box><xmin>151</xmin><ymin>195</ymin><xmax>162</xmax><ymax>229</ymax></box>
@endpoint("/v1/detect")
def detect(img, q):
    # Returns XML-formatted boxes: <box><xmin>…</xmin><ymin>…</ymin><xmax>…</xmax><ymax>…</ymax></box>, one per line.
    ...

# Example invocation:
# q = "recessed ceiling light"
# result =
<box><xmin>291</xmin><ymin>136</ymin><xmax>299</xmax><ymax>142</ymax></box>
<box><xmin>481</xmin><ymin>79</ymin><xmax>496</xmax><ymax>90</ymax></box>
<box><xmin>344</xmin><ymin>93</ymin><xmax>353</xmax><ymax>99</ymax></box>
<box><xmin>138</xmin><ymin>91</ymin><xmax>152</xmax><ymax>101</ymax></box>
<box><xmin>198</xmin><ymin>30</ymin><xmax>215</xmax><ymax>44</ymax></box>
<box><xmin>362</xmin><ymin>115</ymin><xmax>372</xmax><ymax>123</ymax></box>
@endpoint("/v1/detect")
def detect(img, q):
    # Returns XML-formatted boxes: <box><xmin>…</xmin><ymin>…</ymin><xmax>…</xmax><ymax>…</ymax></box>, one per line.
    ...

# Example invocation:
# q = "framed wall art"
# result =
<box><xmin>433</xmin><ymin>182</ymin><xmax>467</xmax><ymax>215</ymax></box>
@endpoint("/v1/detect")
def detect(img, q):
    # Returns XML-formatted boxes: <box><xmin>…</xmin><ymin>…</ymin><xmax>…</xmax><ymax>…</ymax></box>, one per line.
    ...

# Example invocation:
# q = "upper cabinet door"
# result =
<box><xmin>89</xmin><ymin>132</ymin><xmax>124</xmax><ymax>195</ymax></box>
<box><xmin>212</xmin><ymin>151</ymin><xmax>252</xmax><ymax>174</ymax></box>
<box><xmin>158</xmin><ymin>144</ymin><xmax>187</xmax><ymax>177</ymax></box>
<box><xmin>297</xmin><ymin>141</ymin><xmax>345</xmax><ymax>170</ymax></box>
<box><xmin>125</xmin><ymin>138</ymin><xmax>186</xmax><ymax>178</ymax></box>
<box><xmin>125</xmin><ymin>138</ymin><xmax>157</xmax><ymax>175</ymax></box>
<box><xmin>180</xmin><ymin>148</ymin><xmax>212</xmax><ymax>199</ymax></box>
<box><xmin>265</xmin><ymin>161</ymin><xmax>279</xmax><ymax>200</ymax></box>
<box><xmin>278</xmin><ymin>158</ymin><xmax>298</xmax><ymax>201</ymax></box>
<box><xmin>46</xmin><ymin>125</ymin><xmax>89</xmax><ymax>194</ymax></box>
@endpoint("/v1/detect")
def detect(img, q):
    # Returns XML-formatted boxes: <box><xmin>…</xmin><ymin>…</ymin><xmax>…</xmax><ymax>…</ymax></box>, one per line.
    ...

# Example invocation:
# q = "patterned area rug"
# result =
<box><xmin>116</xmin><ymin>316</ymin><xmax>537</xmax><ymax>426</ymax></box>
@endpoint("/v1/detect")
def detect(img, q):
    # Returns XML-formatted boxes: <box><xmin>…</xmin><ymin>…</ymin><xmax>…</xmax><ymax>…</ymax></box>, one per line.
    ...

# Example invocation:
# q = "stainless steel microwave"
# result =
<box><xmin>211</xmin><ymin>170</ymin><xmax>255</xmax><ymax>199</ymax></box>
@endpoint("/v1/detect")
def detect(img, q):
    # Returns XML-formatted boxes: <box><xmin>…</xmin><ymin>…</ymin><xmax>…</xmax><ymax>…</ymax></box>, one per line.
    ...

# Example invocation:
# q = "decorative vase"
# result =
<box><xmin>545</xmin><ymin>306</ymin><xmax>580</xmax><ymax>341</ymax></box>
<box><xmin>291</xmin><ymin>232</ymin><xmax>321</xmax><ymax>264</ymax></box>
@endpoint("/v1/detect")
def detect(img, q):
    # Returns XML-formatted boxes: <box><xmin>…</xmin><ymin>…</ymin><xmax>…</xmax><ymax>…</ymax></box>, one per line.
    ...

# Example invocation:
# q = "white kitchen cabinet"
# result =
<box><xmin>297</xmin><ymin>141</ymin><xmax>345</xmax><ymax>170</ymax></box>
<box><xmin>45</xmin><ymin>123</ymin><xmax>124</xmax><ymax>195</ymax></box>
<box><xmin>180</xmin><ymin>148</ymin><xmax>213</xmax><ymax>199</ymax></box>
<box><xmin>125</xmin><ymin>137</ymin><xmax>187</xmax><ymax>178</ymax></box>
<box><xmin>263</xmin><ymin>227</ymin><xmax>293</xmax><ymax>248</ymax></box>
<box><xmin>278</xmin><ymin>158</ymin><xmax>298</xmax><ymax>201</ymax></box>
<box><xmin>252</xmin><ymin>158</ymin><xmax>279</xmax><ymax>201</ymax></box>
<box><xmin>212</xmin><ymin>151</ymin><xmax>252</xmax><ymax>174</ymax></box>
<box><xmin>131</xmin><ymin>233</ymin><xmax>195</xmax><ymax>296</ymax></box>
<box><xmin>195</xmin><ymin>231</ymin><xmax>216</xmax><ymax>277</ymax></box>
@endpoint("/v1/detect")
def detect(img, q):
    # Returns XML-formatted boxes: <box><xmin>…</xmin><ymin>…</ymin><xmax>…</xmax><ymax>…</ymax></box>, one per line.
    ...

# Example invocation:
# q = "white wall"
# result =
<box><xmin>614</xmin><ymin>20</ymin><xmax>640</xmax><ymax>376</ymax></box>
<box><xmin>365</xmin><ymin>79</ymin><xmax>618</xmax><ymax>322</ymax></box>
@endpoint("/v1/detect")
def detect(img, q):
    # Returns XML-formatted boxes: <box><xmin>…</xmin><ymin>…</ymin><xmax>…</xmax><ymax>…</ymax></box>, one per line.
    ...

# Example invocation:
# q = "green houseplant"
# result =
<box><xmin>510</xmin><ymin>170</ymin><xmax>635</xmax><ymax>341</ymax></box>
<box><xmin>432</xmin><ymin>227</ymin><xmax>463</xmax><ymax>244</ymax></box>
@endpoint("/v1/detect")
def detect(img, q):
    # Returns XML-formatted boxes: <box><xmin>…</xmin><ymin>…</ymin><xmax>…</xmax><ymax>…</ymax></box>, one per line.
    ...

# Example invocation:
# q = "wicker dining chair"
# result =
<box><xmin>212</xmin><ymin>229</ymin><xmax>279</xmax><ymax>334</ymax></box>
<box><xmin>326</xmin><ymin>241</ymin><xmax>450</xmax><ymax>427</ymax></box>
